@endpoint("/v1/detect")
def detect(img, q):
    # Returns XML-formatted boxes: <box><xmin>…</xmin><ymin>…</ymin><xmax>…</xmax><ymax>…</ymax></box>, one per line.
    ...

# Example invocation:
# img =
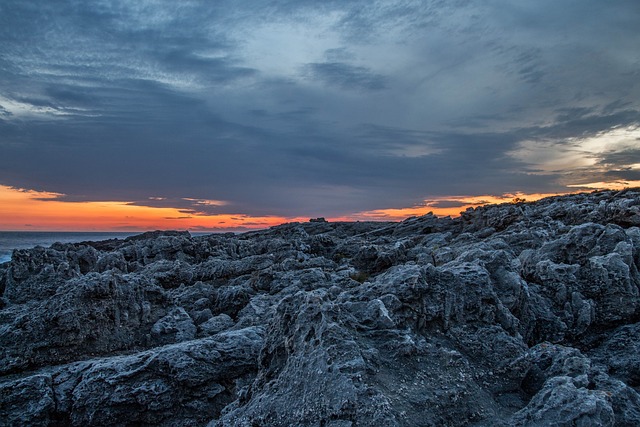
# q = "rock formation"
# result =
<box><xmin>1</xmin><ymin>189</ymin><xmax>640</xmax><ymax>426</ymax></box>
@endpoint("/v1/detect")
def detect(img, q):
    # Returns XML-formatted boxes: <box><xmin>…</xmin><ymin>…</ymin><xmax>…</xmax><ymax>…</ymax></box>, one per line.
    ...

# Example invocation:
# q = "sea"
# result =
<box><xmin>0</xmin><ymin>232</ymin><xmax>139</xmax><ymax>264</ymax></box>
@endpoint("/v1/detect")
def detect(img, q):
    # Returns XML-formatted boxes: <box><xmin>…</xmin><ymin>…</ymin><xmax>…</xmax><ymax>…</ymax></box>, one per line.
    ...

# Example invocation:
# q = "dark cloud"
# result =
<box><xmin>1</xmin><ymin>0</ymin><xmax>640</xmax><ymax>220</ymax></box>
<box><xmin>598</xmin><ymin>149</ymin><xmax>640</xmax><ymax>167</ymax></box>
<box><xmin>604</xmin><ymin>170</ymin><xmax>640</xmax><ymax>181</ymax></box>
<box><xmin>532</xmin><ymin>110</ymin><xmax>640</xmax><ymax>140</ymax></box>
<box><xmin>303</xmin><ymin>62</ymin><xmax>387</xmax><ymax>91</ymax></box>
<box><xmin>324</xmin><ymin>48</ymin><xmax>355</xmax><ymax>62</ymax></box>
<box><xmin>554</xmin><ymin>107</ymin><xmax>597</xmax><ymax>124</ymax></box>
<box><xmin>428</xmin><ymin>200</ymin><xmax>468</xmax><ymax>209</ymax></box>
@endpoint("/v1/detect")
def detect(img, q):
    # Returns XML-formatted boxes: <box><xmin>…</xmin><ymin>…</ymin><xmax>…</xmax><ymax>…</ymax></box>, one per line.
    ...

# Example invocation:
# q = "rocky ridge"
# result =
<box><xmin>1</xmin><ymin>189</ymin><xmax>640</xmax><ymax>426</ymax></box>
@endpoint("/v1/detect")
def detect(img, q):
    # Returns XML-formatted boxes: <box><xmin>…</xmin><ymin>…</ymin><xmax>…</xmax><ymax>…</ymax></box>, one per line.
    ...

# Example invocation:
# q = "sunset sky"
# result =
<box><xmin>1</xmin><ymin>1</ymin><xmax>640</xmax><ymax>231</ymax></box>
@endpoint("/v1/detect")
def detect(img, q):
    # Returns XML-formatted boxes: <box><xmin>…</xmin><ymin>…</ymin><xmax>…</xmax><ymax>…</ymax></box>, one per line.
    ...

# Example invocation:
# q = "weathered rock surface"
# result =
<box><xmin>2</xmin><ymin>189</ymin><xmax>640</xmax><ymax>426</ymax></box>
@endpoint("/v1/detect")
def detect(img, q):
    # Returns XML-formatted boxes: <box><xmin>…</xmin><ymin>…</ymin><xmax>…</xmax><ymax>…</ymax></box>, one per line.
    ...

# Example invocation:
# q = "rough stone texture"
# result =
<box><xmin>2</xmin><ymin>189</ymin><xmax>640</xmax><ymax>426</ymax></box>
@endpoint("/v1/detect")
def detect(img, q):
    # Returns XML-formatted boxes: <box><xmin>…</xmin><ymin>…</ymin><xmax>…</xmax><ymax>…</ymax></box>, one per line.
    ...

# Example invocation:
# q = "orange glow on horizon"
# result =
<box><xmin>0</xmin><ymin>185</ymin><xmax>305</xmax><ymax>231</ymax></box>
<box><xmin>566</xmin><ymin>180</ymin><xmax>640</xmax><ymax>191</ymax></box>
<box><xmin>338</xmin><ymin>192</ymin><xmax>566</xmax><ymax>222</ymax></box>
<box><xmin>334</xmin><ymin>180</ymin><xmax>640</xmax><ymax>222</ymax></box>
<box><xmin>0</xmin><ymin>182</ymin><xmax>636</xmax><ymax>231</ymax></box>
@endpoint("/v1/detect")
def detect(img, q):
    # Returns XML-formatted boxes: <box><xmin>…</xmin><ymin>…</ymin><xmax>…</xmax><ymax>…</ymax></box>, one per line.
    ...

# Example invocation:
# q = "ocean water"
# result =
<box><xmin>0</xmin><ymin>232</ymin><xmax>139</xmax><ymax>264</ymax></box>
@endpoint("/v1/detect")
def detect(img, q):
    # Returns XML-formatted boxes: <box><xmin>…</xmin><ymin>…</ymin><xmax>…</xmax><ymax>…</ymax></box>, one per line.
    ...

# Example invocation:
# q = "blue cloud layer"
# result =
<box><xmin>1</xmin><ymin>0</ymin><xmax>639</xmax><ymax>217</ymax></box>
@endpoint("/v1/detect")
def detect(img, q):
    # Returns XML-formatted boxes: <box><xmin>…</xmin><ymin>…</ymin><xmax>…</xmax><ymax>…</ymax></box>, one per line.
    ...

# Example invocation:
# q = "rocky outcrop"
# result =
<box><xmin>1</xmin><ymin>189</ymin><xmax>640</xmax><ymax>426</ymax></box>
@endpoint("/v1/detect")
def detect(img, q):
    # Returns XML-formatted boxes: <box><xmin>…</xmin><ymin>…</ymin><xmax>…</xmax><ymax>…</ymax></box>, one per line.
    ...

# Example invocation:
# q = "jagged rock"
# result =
<box><xmin>2</xmin><ymin>189</ymin><xmax>640</xmax><ymax>425</ymax></box>
<box><xmin>200</xmin><ymin>313</ymin><xmax>235</xmax><ymax>336</ymax></box>
<box><xmin>71</xmin><ymin>327</ymin><xmax>263</xmax><ymax>426</ymax></box>
<box><xmin>0</xmin><ymin>271</ymin><xmax>171</xmax><ymax>375</ymax></box>
<box><xmin>514</xmin><ymin>342</ymin><xmax>640</xmax><ymax>426</ymax></box>
<box><xmin>511</xmin><ymin>375</ymin><xmax>615</xmax><ymax>426</ymax></box>
<box><xmin>151</xmin><ymin>307</ymin><xmax>197</xmax><ymax>345</ymax></box>
<box><xmin>0</xmin><ymin>375</ymin><xmax>55</xmax><ymax>426</ymax></box>
<box><xmin>590</xmin><ymin>322</ymin><xmax>640</xmax><ymax>390</ymax></box>
<box><xmin>0</xmin><ymin>327</ymin><xmax>263</xmax><ymax>426</ymax></box>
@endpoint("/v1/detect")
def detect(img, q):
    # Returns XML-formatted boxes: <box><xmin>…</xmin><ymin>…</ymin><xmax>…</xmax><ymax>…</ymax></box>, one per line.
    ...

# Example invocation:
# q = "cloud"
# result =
<box><xmin>1</xmin><ymin>0</ymin><xmax>640</xmax><ymax>221</ymax></box>
<box><xmin>303</xmin><ymin>62</ymin><xmax>387</xmax><ymax>91</ymax></box>
<box><xmin>509</xmin><ymin>122</ymin><xmax>640</xmax><ymax>172</ymax></box>
<box><xmin>597</xmin><ymin>148</ymin><xmax>640</xmax><ymax>168</ymax></box>
<box><xmin>353</xmin><ymin>124</ymin><xmax>442</xmax><ymax>157</ymax></box>
<box><xmin>427</xmin><ymin>200</ymin><xmax>469</xmax><ymax>209</ymax></box>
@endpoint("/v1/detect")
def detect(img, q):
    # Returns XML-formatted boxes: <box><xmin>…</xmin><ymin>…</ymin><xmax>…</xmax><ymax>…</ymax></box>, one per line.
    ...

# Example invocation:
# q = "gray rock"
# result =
<box><xmin>0</xmin><ymin>375</ymin><xmax>55</xmax><ymax>426</ymax></box>
<box><xmin>511</xmin><ymin>375</ymin><xmax>615</xmax><ymax>426</ymax></box>
<box><xmin>71</xmin><ymin>327</ymin><xmax>263</xmax><ymax>426</ymax></box>
<box><xmin>151</xmin><ymin>306</ymin><xmax>197</xmax><ymax>344</ymax></box>
<box><xmin>590</xmin><ymin>322</ymin><xmax>640</xmax><ymax>389</ymax></box>
<box><xmin>1</xmin><ymin>189</ymin><xmax>640</xmax><ymax>425</ymax></box>
<box><xmin>0</xmin><ymin>327</ymin><xmax>263</xmax><ymax>426</ymax></box>
<box><xmin>200</xmin><ymin>313</ymin><xmax>235</xmax><ymax>336</ymax></box>
<box><xmin>517</xmin><ymin>342</ymin><xmax>640</xmax><ymax>426</ymax></box>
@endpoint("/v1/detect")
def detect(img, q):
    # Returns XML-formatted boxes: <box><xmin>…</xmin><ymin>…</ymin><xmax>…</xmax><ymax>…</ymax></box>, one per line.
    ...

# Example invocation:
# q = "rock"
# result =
<box><xmin>192</xmin><ymin>307</ymin><xmax>214</xmax><ymax>324</ymax></box>
<box><xmin>511</xmin><ymin>375</ymin><xmax>615</xmax><ymax>426</ymax></box>
<box><xmin>151</xmin><ymin>307</ymin><xmax>197</xmax><ymax>345</ymax></box>
<box><xmin>517</xmin><ymin>343</ymin><xmax>640</xmax><ymax>426</ymax></box>
<box><xmin>71</xmin><ymin>328</ymin><xmax>263</xmax><ymax>426</ymax></box>
<box><xmin>0</xmin><ymin>272</ymin><xmax>170</xmax><ymax>375</ymax></box>
<box><xmin>1</xmin><ymin>189</ymin><xmax>640</xmax><ymax>425</ymax></box>
<box><xmin>200</xmin><ymin>313</ymin><xmax>235</xmax><ymax>336</ymax></box>
<box><xmin>590</xmin><ymin>322</ymin><xmax>640</xmax><ymax>389</ymax></box>
<box><xmin>0</xmin><ymin>327</ymin><xmax>263</xmax><ymax>426</ymax></box>
<box><xmin>0</xmin><ymin>375</ymin><xmax>55</xmax><ymax>426</ymax></box>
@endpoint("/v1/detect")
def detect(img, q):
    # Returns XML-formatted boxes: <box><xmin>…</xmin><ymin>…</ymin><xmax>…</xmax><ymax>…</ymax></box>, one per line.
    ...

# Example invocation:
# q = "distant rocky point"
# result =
<box><xmin>1</xmin><ymin>189</ymin><xmax>640</xmax><ymax>426</ymax></box>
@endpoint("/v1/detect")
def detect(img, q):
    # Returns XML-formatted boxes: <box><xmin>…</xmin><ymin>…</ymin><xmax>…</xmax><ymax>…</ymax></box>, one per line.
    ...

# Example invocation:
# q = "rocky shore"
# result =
<box><xmin>1</xmin><ymin>189</ymin><xmax>640</xmax><ymax>426</ymax></box>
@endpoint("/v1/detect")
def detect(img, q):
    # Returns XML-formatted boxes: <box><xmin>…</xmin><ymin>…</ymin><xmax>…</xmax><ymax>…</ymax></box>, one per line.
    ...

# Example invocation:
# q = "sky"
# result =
<box><xmin>1</xmin><ymin>0</ymin><xmax>640</xmax><ymax>231</ymax></box>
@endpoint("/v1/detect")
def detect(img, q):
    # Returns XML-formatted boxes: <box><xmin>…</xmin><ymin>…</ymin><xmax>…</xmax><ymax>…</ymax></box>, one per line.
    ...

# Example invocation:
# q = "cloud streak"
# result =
<box><xmin>303</xmin><ymin>62</ymin><xmax>387</xmax><ymax>91</ymax></box>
